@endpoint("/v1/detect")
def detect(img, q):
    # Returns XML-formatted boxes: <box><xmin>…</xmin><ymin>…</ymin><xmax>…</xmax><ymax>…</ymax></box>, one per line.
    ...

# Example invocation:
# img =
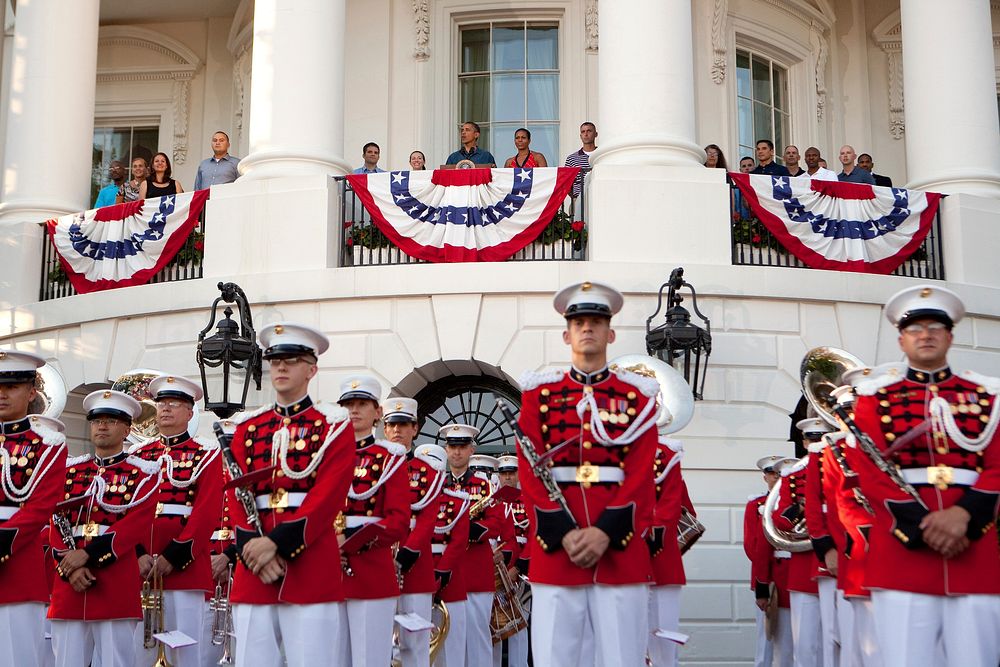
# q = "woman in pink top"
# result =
<box><xmin>503</xmin><ymin>128</ymin><xmax>548</xmax><ymax>168</ymax></box>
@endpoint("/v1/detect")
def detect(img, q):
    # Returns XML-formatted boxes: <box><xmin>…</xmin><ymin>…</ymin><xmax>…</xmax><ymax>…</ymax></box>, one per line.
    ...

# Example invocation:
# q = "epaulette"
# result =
<box><xmin>66</xmin><ymin>453</ymin><xmax>92</xmax><ymax>467</ymax></box>
<box><xmin>780</xmin><ymin>458</ymin><xmax>808</xmax><ymax>478</ymax></box>
<box><xmin>30</xmin><ymin>421</ymin><xmax>66</xmax><ymax>447</ymax></box>
<box><xmin>377</xmin><ymin>440</ymin><xmax>407</xmax><ymax>457</ymax></box>
<box><xmin>612</xmin><ymin>367</ymin><xmax>660</xmax><ymax>398</ymax></box>
<box><xmin>807</xmin><ymin>442</ymin><xmax>827</xmax><ymax>454</ymax></box>
<box><xmin>747</xmin><ymin>491</ymin><xmax>767</xmax><ymax>501</ymax></box>
<box><xmin>822</xmin><ymin>432</ymin><xmax>847</xmax><ymax>444</ymax></box>
<box><xmin>194</xmin><ymin>435</ymin><xmax>220</xmax><ymax>451</ymax></box>
<box><xmin>854</xmin><ymin>364</ymin><xmax>907</xmax><ymax>396</ymax></box>
<box><xmin>519</xmin><ymin>368</ymin><xmax>565</xmax><ymax>391</ymax></box>
<box><xmin>314</xmin><ymin>401</ymin><xmax>349</xmax><ymax>424</ymax></box>
<box><xmin>443</xmin><ymin>487</ymin><xmax>470</xmax><ymax>501</ymax></box>
<box><xmin>659</xmin><ymin>437</ymin><xmax>683</xmax><ymax>453</ymax></box>
<box><xmin>127</xmin><ymin>455</ymin><xmax>163</xmax><ymax>476</ymax></box>
<box><xmin>959</xmin><ymin>370</ymin><xmax>1000</xmax><ymax>395</ymax></box>
<box><xmin>233</xmin><ymin>404</ymin><xmax>271</xmax><ymax>425</ymax></box>
<box><xmin>126</xmin><ymin>439</ymin><xmax>151</xmax><ymax>455</ymax></box>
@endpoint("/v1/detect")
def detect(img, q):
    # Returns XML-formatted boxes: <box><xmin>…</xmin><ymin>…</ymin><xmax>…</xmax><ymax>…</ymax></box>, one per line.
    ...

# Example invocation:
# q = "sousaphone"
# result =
<box><xmin>28</xmin><ymin>363</ymin><xmax>68</xmax><ymax>418</ymax></box>
<box><xmin>608</xmin><ymin>354</ymin><xmax>694</xmax><ymax>434</ymax></box>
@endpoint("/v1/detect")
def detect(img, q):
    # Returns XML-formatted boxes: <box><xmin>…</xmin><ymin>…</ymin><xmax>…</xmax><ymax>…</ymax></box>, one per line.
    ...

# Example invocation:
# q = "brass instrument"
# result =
<box><xmin>429</xmin><ymin>599</ymin><xmax>450</xmax><ymax>664</ymax></box>
<box><xmin>141</xmin><ymin>560</ymin><xmax>173</xmax><ymax>666</ymax></box>
<box><xmin>608</xmin><ymin>354</ymin><xmax>695</xmax><ymax>435</ymax></box>
<box><xmin>28</xmin><ymin>363</ymin><xmax>67</xmax><ymax>418</ymax></box>
<box><xmin>489</xmin><ymin>545</ymin><xmax>528</xmax><ymax>643</ymax></box>
<box><xmin>762</xmin><ymin>457</ymin><xmax>812</xmax><ymax>553</ymax></box>
<box><xmin>209</xmin><ymin>565</ymin><xmax>234</xmax><ymax>664</ymax></box>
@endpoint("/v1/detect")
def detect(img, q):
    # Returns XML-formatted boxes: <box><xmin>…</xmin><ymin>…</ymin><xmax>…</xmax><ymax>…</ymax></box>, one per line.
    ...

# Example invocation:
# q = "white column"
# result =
<box><xmin>238</xmin><ymin>0</ymin><xmax>351</xmax><ymax>180</ymax></box>
<box><xmin>0</xmin><ymin>0</ymin><xmax>100</xmax><ymax>223</ymax></box>
<box><xmin>900</xmin><ymin>0</ymin><xmax>1000</xmax><ymax>196</ymax></box>
<box><xmin>590</xmin><ymin>0</ymin><xmax>703</xmax><ymax>168</ymax></box>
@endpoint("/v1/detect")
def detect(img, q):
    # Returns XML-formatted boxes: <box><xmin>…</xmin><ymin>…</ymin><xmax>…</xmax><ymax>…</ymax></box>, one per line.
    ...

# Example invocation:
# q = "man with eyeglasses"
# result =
<box><xmin>848</xmin><ymin>285</ymin><xmax>1000</xmax><ymax>666</ymax></box>
<box><xmin>226</xmin><ymin>322</ymin><xmax>356</xmax><ymax>666</ymax></box>
<box><xmin>127</xmin><ymin>375</ymin><xmax>222</xmax><ymax>667</ymax></box>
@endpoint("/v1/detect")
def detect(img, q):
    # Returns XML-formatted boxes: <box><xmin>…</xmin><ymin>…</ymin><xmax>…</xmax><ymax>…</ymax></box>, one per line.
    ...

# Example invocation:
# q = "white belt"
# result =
<box><xmin>254</xmin><ymin>492</ymin><xmax>308</xmax><ymax>510</ymax></box>
<box><xmin>431</xmin><ymin>543</ymin><xmax>447</xmax><ymax>554</ymax></box>
<box><xmin>409</xmin><ymin>517</ymin><xmax>417</xmax><ymax>530</ymax></box>
<box><xmin>516</xmin><ymin>536</ymin><xmax>527</xmax><ymax>545</ymax></box>
<box><xmin>549</xmin><ymin>466</ymin><xmax>625</xmax><ymax>484</ymax></box>
<box><xmin>210</xmin><ymin>529</ymin><xmax>233</xmax><ymax>541</ymax></box>
<box><xmin>774</xmin><ymin>550</ymin><xmax>792</xmax><ymax>559</ymax></box>
<box><xmin>72</xmin><ymin>524</ymin><xmax>111</xmax><ymax>538</ymax></box>
<box><xmin>821</xmin><ymin>503</ymin><xmax>827</xmax><ymax>513</ymax></box>
<box><xmin>157</xmin><ymin>503</ymin><xmax>192</xmax><ymax>517</ymax></box>
<box><xmin>345</xmin><ymin>515</ymin><xmax>382</xmax><ymax>529</ymax></box>
<box><xmin>900</xmin><ymin>467</ymin><xmax>979</xmax><ymax>487</ymax></box>
<box><xmin>0</xmin><ymin>506</ymin><xmax>18</xmax><ymax>520</ymax></box>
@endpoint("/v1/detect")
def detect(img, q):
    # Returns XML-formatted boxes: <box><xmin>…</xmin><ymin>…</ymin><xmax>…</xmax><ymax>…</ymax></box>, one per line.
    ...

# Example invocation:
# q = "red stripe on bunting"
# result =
<box><xmin>809</xmin><ymin>179</ymin><xmax>876</xmax><ymax>200</ymax></box>
<box><xmin>730</xmin><ymin>173</ymin><xmax>941</xmax><ymax>274</ymax></box>
<box><xmin>93</xmin><ymin>199</ymin><xmax>145</xmax><ymax>222</ymax></box>
<box><xmin>430</xmin><ymin>168</ymin><xmax>494</xmax><ymax>187</ymax></box>
<box><xmin>346</xmin><ymin>167</ymin><xmax>579</xmax><ymax>263</ymax></box>
<box><xmin>47</xmin><ymin>189</ymin><xmax>210</xmax><ymax>294</ymax></box>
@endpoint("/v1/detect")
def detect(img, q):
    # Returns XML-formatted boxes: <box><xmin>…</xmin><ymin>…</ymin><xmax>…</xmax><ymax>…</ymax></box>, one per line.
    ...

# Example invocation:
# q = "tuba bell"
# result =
<box><xmin>28</xmin><ymin>363</ymin><xmax>67</xmax><ymax>418</ymax></box>
<box><xmin>761</xmin><ymin>456</ymin><xmax>812</xmax><ymax>552</ymax></box>
<box><xmin>608</xmin><ymin>354</ymin><xmax>694</xmax><ymax>434</ymax></box>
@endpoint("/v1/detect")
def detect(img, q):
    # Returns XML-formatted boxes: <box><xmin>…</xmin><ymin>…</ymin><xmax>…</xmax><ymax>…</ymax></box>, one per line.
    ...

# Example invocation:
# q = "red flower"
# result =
<box><xmin>344</xmin><ymin>221</ymin><xmax>354</xmax><ymax>228</ymax></box>
<box><xmin>751</xmin><ymin>234</ymin><xmax>761</xmax><ymax>244</ymax></box>
<box><xmin>193</xmin><ymin>240</ymin><xmax>204</xmax><ymax>251</ymax></box>
<box><xmin>571</xmin><ymin>221</ymin><xmax>584</xmax><ymax>233</ymax></box>
<box><xmin>732</xmin><ymin>211</ymin><xmax>742</xmax><ymax>222</ymax></box>
<box><xmin>346</xmin><ymin>237</ymin><xmax>354</xmax><ymax>246</ymax></box>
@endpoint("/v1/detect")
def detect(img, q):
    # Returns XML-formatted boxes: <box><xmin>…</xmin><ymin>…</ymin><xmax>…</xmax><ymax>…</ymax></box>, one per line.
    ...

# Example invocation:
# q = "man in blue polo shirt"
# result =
<box><xmin>837</xmin><ymin>145</ymin><xmax>876</xmax><ymax>185</ymax></box>
<box><xmin>750</xmin><ymin>139</ymin><xmax>790</xmax><ymax>176</ymax></box>
<box><xmin>445</xmin><ymin>121</ymin><xmax>496</xmax><ymax>166</ymax></box>
<box><xmin>193</xmin><ymin>131</ymin><xmax>241</xmax><ymax>190</ymax></box>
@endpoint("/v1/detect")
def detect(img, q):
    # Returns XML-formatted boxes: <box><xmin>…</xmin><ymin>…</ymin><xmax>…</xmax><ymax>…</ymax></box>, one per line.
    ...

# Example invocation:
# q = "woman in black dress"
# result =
<box><xmin>138</xmin><ymin>152</ymin><xmax>184</xmax><ymax>199</ymax></box>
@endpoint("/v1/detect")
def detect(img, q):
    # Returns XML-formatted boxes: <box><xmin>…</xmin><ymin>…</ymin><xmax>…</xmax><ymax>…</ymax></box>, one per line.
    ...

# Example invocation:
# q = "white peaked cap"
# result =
<box><xmin>497</xmin><ymin>455</ymin><xmax>518</xmax><ymax>472</ymax></box>
<box><xmin>382</xmin><ymin>397</ymin><xmax>418</xmax><ymax>423</ymax></box>
<box><xmin>414</xmin><ymin>443</ymin><xmax>447</xmax><ymax>471</ymax></box>
<box><xmin>438</xmin><ymin>423</ymin><xmax>480</xmax><ymax>443</ymax></box>
<box><xmin>259</xmin><ymin>322</ymin><xmax>330</xmax><ymax>359</ymax></box>
<box><xmin>149</xmin><ymin>374</ymin><xmax>204</xmax><ymax>403</ymax></box>
<box><xmin>83</xmin><ymin>389</ymin><xmax>142</xmax><ymax>421</ymax></box>
<box><xmin>885</xmin><ymin>285</ymin><xmax>964</xmax><ymax>329</ymax></box>
<box><xmin>553</xmin><ymin>281</ymin><xmax>624</xmax><ymax>319</ymax></box>
<box><xmin>338</xmin><ymin>375</ymin><xmax>382</xmax><ymax>403</ymax></box>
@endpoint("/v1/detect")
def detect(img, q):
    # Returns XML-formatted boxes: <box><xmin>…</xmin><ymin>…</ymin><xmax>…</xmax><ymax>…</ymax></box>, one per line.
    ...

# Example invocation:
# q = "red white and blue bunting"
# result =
<box><xmin>47</xmin><ymin>190</ymin><xmax>209</xmax><ymax>294</ymax></box>
<box><xmin>730</xmin><ymin>173</ymin><xmax>943</xmax><ymax>274</ymax></box>
<box><xmin>346</xmin><ymin>167</ymin><xmax>579</xmax><ymax>262</ymax></box>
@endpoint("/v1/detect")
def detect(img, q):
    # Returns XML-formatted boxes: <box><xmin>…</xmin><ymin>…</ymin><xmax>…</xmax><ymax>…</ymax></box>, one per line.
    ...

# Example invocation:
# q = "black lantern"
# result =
<box><xmin>196</xmin><ymin>282</ymin><xmax>263</xmax><ymax>418</ymax></box>
<box><xmin>645</xmin><ymin>267</ymin><xmax>712</xmax><ymax>400</ymax></box>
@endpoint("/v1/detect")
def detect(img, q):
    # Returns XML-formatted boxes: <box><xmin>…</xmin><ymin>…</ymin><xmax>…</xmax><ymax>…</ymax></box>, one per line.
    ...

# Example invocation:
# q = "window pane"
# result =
<box><xmin>526</xmin><ymin>124</ymin><xmax>558</xmax><ymax>166</ymax></box>
<box><xmin>462</xmin><ymin>28</ymin><xmax>490</xmax><ymax>73</ymax></box>
<box><xmin>739</xmin><ymin>145</ymin><xmax>754</xmax><ymax>162</ymax></box>
<box><xmin>753</xmin><ymin>101</ymin><xmax>772</xmax><ymax>145</ymax></box>
<box><xmin>130</xmin><ymin>128</ymin><xmax>158</xmax><ymax>168</ymax></box>
<box><xmin>526</xmin><ymin>74</ymin><xmax>558</xmax><ymax>120</ymax></box>
<box><xmin>526</xmin><ymin>26</ymin><xmax>558</xmax><ymax>70</ymax></box>
<box><xmin>738</xmin><ymin>98</ymin><xmax>753</xmax><ymax>155</ymax></box>
<box><xmin>492</xmin><ymin>26</ymin><xmax>525</xmax><ymax>71</ymax></box>
<box><xmin>736</xmin><ymin>51</ymin><xmax>751</xmax><ymax>99</ymax></box>
<box><xmin>772</xmin><ymin>66</ymin><xmax>788</xmax><ymax>112</ymax></box>
<box><xmin>461</xmin><ymin>76</ymin><xmax>490</xmax><ymax>123</ymax></box>
<box><xmin>773</xmin><ymin>113</ymin><xmax>785</xmax><ymax>163</ymax></box>
<box><xmin>752</xmin><ymin>57</ymin><xmax>771</xmax><ymax>105</ymax></box>
<box><xmin>493</xmin><ymin>73</ymin><xmax>524</xmax><ymax>122</ymax></box>
<box><xmin>492</xmin><ymin>123</ymin><xmax>521</xmax><ymax>160</ymax></box>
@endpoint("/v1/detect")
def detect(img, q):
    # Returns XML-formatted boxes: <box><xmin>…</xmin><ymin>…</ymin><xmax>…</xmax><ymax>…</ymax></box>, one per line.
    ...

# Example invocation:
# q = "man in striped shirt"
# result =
<box><xmin>563</xmin><ymin>122</ymin><xmax>597</xmax><ymax>198</ymax></box>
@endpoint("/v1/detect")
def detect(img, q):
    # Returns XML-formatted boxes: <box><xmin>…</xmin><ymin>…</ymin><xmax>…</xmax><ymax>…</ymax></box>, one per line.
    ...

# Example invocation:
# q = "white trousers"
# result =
<box><xmin>492</xmin><ymin>594</ymin><xmax>530</xmax><ymax>667</ymax></box>
<box><xmin>872</xmin><ymin>589</ymin><xmax>1000</xmax><ymax>667</ymax></box>
<box><xmin>0</xmin><ymin>601</ymin><xmax>46</xmax><ymax>667</ymax></box>
<box><xmin>844</xmin><ymin>597</ymin><xmax>882</xmax><ymax>667</ymax></box>
<box><xmin>233</xmin><ymin>601</ymin><xmax>347</xmax><ymax>667</ymax></box>
<box><xmin>133</xmin><ymin>589</ymin><xmax>205</xmax><ymax>667</ymax></box>
<box><xmin>51</xmin><ymin>619</ymin><xmax>135</xmax><ymax>667</ymax></box>
<box><xmin>398</xmin><ymin>593</ymin><xmax>432</xmax><ymax>667</ymax></box>
<box><xmin>344</xmin><ymin>597</ymin><xmax>397</xmax><ymax>667</ymax></box>
<box><xmin>647</xmin><ymin>585</ymin><xmax>681</xmax><ymax>667</ymax></box>
<box><xmin>754</xmin><ymin>607</ymin><xmax>793</xmax><ymax>667</ymax></box>
<box><xmin>200</xmin><ymin>599</ymin><xmax>231</xmax><ymax>667</ymax></box>
<box><xmin>531</xmin><ymin>582</ymin><xmax>650</xmax><ymax>667</ymax></box>
<box><xmin>434</xmin><ymin>599</ymin><xmax>466</xmax><ymax>667</ymax></box>
<box><xmin>790</xmin><ymin>591</ymin><xmax>822</xmax><ymax>667</ymax></box>
<box><xmin>816</xmin><ymin>578</ymin><xmax>838</xmax><ymax>667</ymax></box>
<box><xmin>465</xmin><ymin>591</ymin><xmax>493</xmax><ymax>667</ymax></box>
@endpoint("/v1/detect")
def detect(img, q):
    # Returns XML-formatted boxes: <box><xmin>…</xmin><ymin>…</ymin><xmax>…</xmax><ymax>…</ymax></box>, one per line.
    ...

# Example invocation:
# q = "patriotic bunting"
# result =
<box><xmin>730</xmin><ymin>173</ymin><xmax>942</xmax><ymax>274</ymax></box>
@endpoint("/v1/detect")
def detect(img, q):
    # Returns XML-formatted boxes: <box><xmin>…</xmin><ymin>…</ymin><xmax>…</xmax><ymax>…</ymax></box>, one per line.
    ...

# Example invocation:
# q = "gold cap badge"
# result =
<box><xmin>351</xmin><ymin>380</ymin><xmax>360</xmax><ymax>389</ymax></box>
<box><xmin>102</xmin><ymin>391</ymin><xmax>112</xmax><ymax>398</ymax></box>
<box><xmin>274</xmin><ymin>325</ymin><xmax>284</xmax><ymax>334</ymax></box>
<box><xmin>920</xmin><ymin>288</ymin><xmax>932</xmax><ymax>298</ymax></box>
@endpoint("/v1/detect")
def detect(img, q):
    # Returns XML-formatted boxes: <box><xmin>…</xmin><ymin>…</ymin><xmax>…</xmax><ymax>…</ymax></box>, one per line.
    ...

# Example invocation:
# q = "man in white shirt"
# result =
<box><xmin>804</xmin><ymin>147</ymin><xmax>837</xmax><ymax>181</ymax></box>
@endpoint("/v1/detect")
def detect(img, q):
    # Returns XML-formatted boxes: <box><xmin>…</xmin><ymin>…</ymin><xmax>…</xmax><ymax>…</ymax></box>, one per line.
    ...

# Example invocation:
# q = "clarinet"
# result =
<box><xmin>52</xmin><ymin>511</ymin><xmax>78</xmax><ymax>551</ymax></box>
<box><xmin>214</xmin><ymin>422</ymin><xmax>264</xmax><ymax>536</ymax></box>
<box><xmin>825</xmin><ymin>434</ymin><xmax>875</xmax><ymax>516</ymax></box>
<box><xmin>496</xmin><ymin>400</ymin><xmax>577</xmax><ymax>528</ymax></box>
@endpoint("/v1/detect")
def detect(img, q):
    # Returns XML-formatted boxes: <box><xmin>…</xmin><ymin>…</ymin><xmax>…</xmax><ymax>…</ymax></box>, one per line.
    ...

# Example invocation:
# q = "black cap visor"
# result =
<box><xmin>898</xmin><ymin>309</ymin><xmax>953</xmax><ymax>331</ymax></box>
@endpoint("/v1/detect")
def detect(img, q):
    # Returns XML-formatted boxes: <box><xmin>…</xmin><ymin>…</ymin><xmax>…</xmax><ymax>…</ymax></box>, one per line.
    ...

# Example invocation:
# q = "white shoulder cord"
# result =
<box><xmin>411</xmin><ymin>468</ymin><xmax>446</xmax><ymax>512</ymax></box>
<box><xmin>0</xmin><ymin>443</ymin><xmax>65</xmax><ymax>502</ymax></box>
<box><xmin>576</xmin><ymin>392</ymin><xmax>658</xmax><ymax>445</ymax></box>
<box><xmin>434</xmin><ymin>490</ymin><xmax>472</xmax><ymax>534</ymax></box>
<box><xmin>929</xmin><ymin>395</ymin><xmax>999</xmax><ymax>453</ymax></box>
<box><xmin>348</xmin><ymin>449</ymin><xmax>408</xmax><ymax>501</ymax></box>
<box><xmin>161</xmin><ymin>446</ymin><xmax>220</xmax><ymax>488</ymax></box>
<box><xmin>91</xmin><ymin>467</ymin><xmax>163</xmax><ymax>514</ymax></box>
<box><xmin>276</xmin><ymin>415</ymin><xmax>352</xmax><ymax>480</ymax></box>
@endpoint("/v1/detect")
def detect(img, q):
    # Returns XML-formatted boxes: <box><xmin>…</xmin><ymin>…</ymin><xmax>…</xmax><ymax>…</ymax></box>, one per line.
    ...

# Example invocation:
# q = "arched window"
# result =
<box><xmin>412</xmin><ymin>374</ymin><xmax>522</xmax><ymax>456</ymax></box>
<box><xmin>735</xmin><ymin>49</ymin><xmax>790</xmax><ymax>163</ymax></box>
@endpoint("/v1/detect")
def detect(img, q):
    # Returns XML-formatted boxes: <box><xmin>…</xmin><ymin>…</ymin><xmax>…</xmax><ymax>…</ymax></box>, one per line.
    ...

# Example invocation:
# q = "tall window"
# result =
<box><xmin>91</xmin><ymin>124</ymin><xmax>159</xmax><ymax>205</ymax></box>
<box><xmin>459</xmin><ymin>22</ymin><xmax>559</xmax><ymax>165</ymax></box>
<box><xmin>735</xmin><ymin>50</ymin><xmax>790</xmax><ymax>163</ymax></box>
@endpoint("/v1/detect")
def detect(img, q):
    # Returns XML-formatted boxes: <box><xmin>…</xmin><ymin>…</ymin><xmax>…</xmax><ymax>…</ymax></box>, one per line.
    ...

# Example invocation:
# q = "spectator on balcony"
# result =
<box><xmin>565</xmin><ymin>121</ymin><xmax>598</xmax><ymax>198</ymax></box>
<box><xmin>139</xmin><ymin>152</ymin><xmax>184</xmax><ymax>199</ymax></box>
<box><xmin>704</xmin><ymin>144</ymin><xmax>728</xmax><ymax>170</ymax></box>
<box><xmin>93</xmin><ymin>160</ymin><xmax>126</xmax><ymax>208</ymax></box>
<box><xmin>857</xmin><ymin>153</ymin><xmax>893</xmax><ymax>187</ymax></box>
<box><xmin>734</xmin><ymin>157</ymin><xmax>755</xmax><ymax>219</ymax></box>
<box><xmin>751</xmin><ymin>140</ymin><xmax>790</xmax><ymax>177</ymax></box>
<box><xmin>353</xmin><ymin>142</ymin><xmax>386</xmax><ymax>175</ymax></box>
<box><xmin>116</xmin><ymin>157</ymin><xmax>148</xmax><ymax>204</ymax></box>
<box><xmin>503</xmin><ymin>128</ymin><xmax>548</xmax><ymax>169</ymax></box>
<box><xmin>739</xmin><ymin>157</ymin><xmax>754</xmax><ymax>174</ymax></box>
<box><xmin>819</xmin><ymin>158</ymin><xmax>829</xmax><ymax>169</ymax></box>
<box><xmin>193</xmin><ymin>131</ymin><xmax>241</xmax><ymax>191</ymax></box>
<box><xmin>446</xmin><ymin>122</ymin><xmax>496</xmax><ymax>167</ymax></box>
<box><xmin>409</xmin><ymin>150</ymin><xmax>426</xmax><ymax>170</ymax></box>
<box><xmin>803</xmin><ymin>147</ymin><xmax>837</xmax><ymax>181</ymax></box>
<box><xmin>783</xmin><ymin>145</ymin><xmax>805</xmax><ymax>177</ymax></box>
<box><xmin>837</xmin><ymin>145</ymin><xmax>876</xmax><ymax>185</ymax></box>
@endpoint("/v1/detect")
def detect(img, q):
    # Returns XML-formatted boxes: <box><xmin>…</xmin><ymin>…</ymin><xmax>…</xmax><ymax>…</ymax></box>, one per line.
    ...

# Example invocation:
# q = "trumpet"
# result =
<box><xmin>209</xmin><ymin>565</ymin><xmax>234</xmax><ymax>664</ymax></box>
<box><xmin>140</xmin><ymin>558</ymin><xmax>173</xmax><ymax>666</ymax></box>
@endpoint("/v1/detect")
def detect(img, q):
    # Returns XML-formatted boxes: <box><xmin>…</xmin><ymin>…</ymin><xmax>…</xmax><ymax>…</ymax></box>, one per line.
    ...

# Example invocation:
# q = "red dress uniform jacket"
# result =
<box><xmin>851</xmin><ymin>367</ymin><xmax>1000</xmax><ymax>596</ymax></box>
<box><xmin>804</xmin><ymin>441</ymin><xmax>839</xmax><ymax>581</ymax></box>
<box><xmin>447</xmin><ymin>470</ymin><xmax>503</xmax><ymax>594</ymax></box>
<box><xmin>228</xmin><ymin>397</ymin><xmax>355</xmax><ymax>605</ymax></box>
<box><xmin>129</xmin><ymin>433</ymin><xmax>223</xmax><ymax>593</ymax></box>
<box><xmin>498</xmin><ymin>498</ymin><xmax>519</xmax><ymax>566</ymax></box>
<box><xmin>504</xmin><ymin>498</ymin><xmax>529</xmax><ymax>574</ymax></box>
<box><xmin>432</xmin><ymin>488</ymin><xmax>471</xmax><ymax>604</ymax></box>
<box><xmin>649</xmin><ymin>437</ymin><xmax>685</xmax><ymax>587</ymax></box>
<box><xmin>0</xmin><ymin>417</ymin><xmax>67</xmax><ymax>604</ymax></box>
<box><xmin>771</xmin><ymin>460</ymin><xmax>819</xmax><ymax>594</ymax></box>
<box><xmin>517</xmin><ymin>367</ymin><xmax>659</xmax><ymax>587</ymax></box>
<box><xmin>818</xmin><ymin>436</ymin><xmax>874</xmax><ymax>598</ymax></box>
<box><xmin>49</xmin><ymin>451</ymin><xmax>161</xmax><ymax>620</ymax></box>
<box><xmin>744</xmin><ymin>492</ymin><xmax>790</xmax><ymax>608</ymax></box>
<box><xmin>399</xmin><ymin>453</ymin><xmax>447</xmax><ymax>595</ymax></box>
<box><xmin>342</xmin><ymin>437</ymin><xmax>410</xmax><ymax>600</ymax></box>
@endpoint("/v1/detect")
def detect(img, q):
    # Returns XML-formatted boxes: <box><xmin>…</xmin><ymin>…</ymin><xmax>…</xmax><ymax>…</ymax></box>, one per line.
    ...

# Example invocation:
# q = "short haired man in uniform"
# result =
<box><xmin>49</xmin><ymin>390</ymin><xmax>160</xmax><ymax>667</ymax></box>
<box><xmin>0</xmin><ymin>351</ymin><xmax>68</xmax><ymax>667</ymax></box>
<box><xmin>227</xmin><ymin>322</ymin><xmax>356</xmax><ymax>666</ymax></box>
<box><xmin>849</xmin><ymin>286</ymin><xmax>1000</xmax><ymax>666</ymax></box>
<box><xmin>516</xmin><ymin>281</ymin><xmax>661</xmax><ymax>667</ymax></box>
<box><xmin>743</xmin><ymin>455</ymin><xmax>794</xmax><ymax>667</ymax></box>
<box><xmin>129</xmin><ymin>375</ymin><xmax>223</xmax><ymax>667</ymax></box>
<box><xmin>336</xmin><ymin>376</ymin><xmax>411</xmax><ymax>667</ymax></box>
<box><xmin>205</xmin><ymin>416</ymin><xmax>238</xmax><ymax>667</ymax></box>
<box><xmin>441</xmin><ymin>423</ymin><xmax>503</xmax><ymax>667</ymax></box>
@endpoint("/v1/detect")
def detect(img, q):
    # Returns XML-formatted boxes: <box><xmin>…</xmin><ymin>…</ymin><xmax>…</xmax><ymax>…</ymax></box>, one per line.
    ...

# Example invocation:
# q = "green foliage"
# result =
<box><xmin>347</xmin><ymin>222</ymin><xmax>392</xmax><ymax>249</ymax></box>
<box><xmin>539</xmin><ymin>208</ymin><xmax>587</xmax><ymax>249</ymax></box>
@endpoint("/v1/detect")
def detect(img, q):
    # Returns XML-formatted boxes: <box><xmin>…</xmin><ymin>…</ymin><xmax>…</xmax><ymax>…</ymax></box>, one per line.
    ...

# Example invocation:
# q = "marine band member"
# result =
<box><xmin>647</xmin><ymin>434</ymin><xmax>686</xmax><ymax>667</ymax></box>
<box><xmin>496</xmin><ymin>454</ymin><xmax>529</xmax><ymax>667</ymax></box>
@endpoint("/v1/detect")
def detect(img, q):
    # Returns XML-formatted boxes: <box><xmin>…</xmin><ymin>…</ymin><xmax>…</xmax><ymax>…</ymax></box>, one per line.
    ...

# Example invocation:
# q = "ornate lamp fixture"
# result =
<box><xmin>645</xmin><ymin>267</ymin><xmax>712</xmax><ymax>400</ymax></box>
<box><xmin>196</xmin><ymin>282</ymin><xmax>262</xmax><ymax>418</ymax></box>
